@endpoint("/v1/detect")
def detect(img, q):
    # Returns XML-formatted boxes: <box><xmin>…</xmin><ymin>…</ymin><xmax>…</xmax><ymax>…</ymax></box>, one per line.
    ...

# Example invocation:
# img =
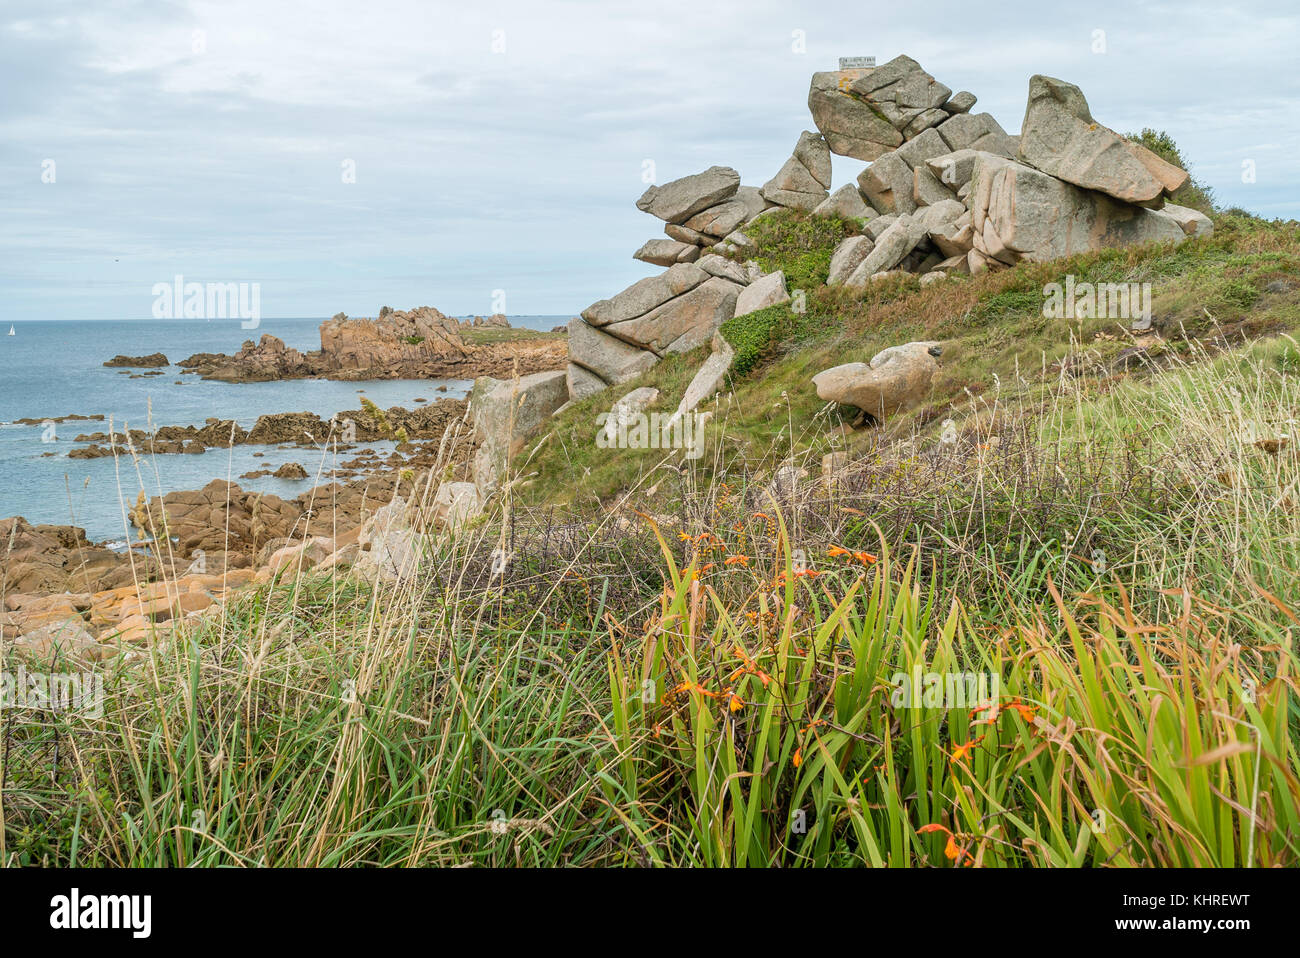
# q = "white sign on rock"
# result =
<box><xmin>838</xmin><ymin>56</ymin><xmax>875</xmax><ymax>69</ymax></box>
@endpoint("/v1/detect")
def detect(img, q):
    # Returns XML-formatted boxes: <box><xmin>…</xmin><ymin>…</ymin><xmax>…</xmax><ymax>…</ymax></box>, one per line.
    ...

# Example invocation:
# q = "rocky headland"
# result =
<box><xmin>176</xmin><ymin>306</ymin><xmax>563</xmax><ymax>383</ymax></box>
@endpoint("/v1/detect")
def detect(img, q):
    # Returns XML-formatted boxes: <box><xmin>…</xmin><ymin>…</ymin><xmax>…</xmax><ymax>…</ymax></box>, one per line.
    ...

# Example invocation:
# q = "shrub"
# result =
<box><xmin>1125</xmin><ymin>128</ymin><xmax>1217</xmax><ymax>215</ymax></box>
<box><xmin>719</xmin><ymin>302</ymin><xmax>787</xmax><ymax>376</ymax></box>
<box><xmin>739</xmin><ymin>209</ymin><xmax>861</xmax><ymax>291</ymax></box>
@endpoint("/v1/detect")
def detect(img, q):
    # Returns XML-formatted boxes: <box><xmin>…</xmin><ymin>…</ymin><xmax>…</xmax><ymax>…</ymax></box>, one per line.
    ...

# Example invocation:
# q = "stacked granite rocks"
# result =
<box><xmin>564</xmin><ymin>54</ymin><xmax>1213</xmax><ymax>404</ymax></box>
<box><xmin>811</xmin><ymin>56</ymin><xmax>1212</xmax><ymax>287</ymax></box>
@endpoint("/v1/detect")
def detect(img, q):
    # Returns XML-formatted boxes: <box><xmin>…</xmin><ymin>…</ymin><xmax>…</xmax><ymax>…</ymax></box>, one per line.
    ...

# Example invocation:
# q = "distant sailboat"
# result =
<box><xmin>6</xmin><ymin>325</ymin><xmax>13</xmax><ymax>336</ymax></box>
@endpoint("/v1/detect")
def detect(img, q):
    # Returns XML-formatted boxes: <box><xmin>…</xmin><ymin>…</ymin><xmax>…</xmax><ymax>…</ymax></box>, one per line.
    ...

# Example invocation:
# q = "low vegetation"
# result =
<box><xmin>4</xmin><ymin>174</ymin><xmax>1300</xmax><ymax>867</ymax></box>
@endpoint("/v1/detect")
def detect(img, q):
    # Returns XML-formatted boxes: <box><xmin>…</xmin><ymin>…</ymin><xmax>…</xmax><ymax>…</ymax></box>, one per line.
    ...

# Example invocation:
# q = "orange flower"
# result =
<box><xmin>677</xmin><ymin>532</ymin><xmax>691</xmax><ymax>542</ymax></box>
<box><xmin>725</xmin><ymin>554</ymin><xmax>750</xmax><ymax>566</ymax></box>
<box><xmin>917</xmin><ymin>823</ymin><xmax>971</xmax><ymax>865</ymax></box>
<box><xmin>1005</xmin><ymin>698</ymin><xmax>1038</xmax><ymax>723</ymax></box>
<box><xmin>852</xmin><ymin>551</ymin><xmax>878</xmax><ymax>565</ymax></box>
<box><xmin>828</xmin><ymin>545</ymin><xmax>850</xmax><ymax>558</ymax></box>
<box><xmin>950</xmin><ymin>735</ymin><xmax>986</xmax><ymax>762</ymax></box>
<box><xmin>970</xmin><ymin>697</ymin><xmax>1037</xmax><ymax>726</ymax></box>
<box><xmin>792</xmin><ymin>747</ymin><xmax>803</xmax><ymax>767</ymax></box>
<box><xmin>728</xmin><ymin>694</ymin><xmax>744</xmax><ymax>713</ymax></box>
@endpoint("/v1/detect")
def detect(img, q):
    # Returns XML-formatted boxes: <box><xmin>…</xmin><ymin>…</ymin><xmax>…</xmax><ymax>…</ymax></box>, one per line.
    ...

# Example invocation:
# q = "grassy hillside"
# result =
<box><xmin>525</xmin><ymin>210</ymin><xmax>1300</xmax><ymax>513</ymax></box>
<box><xmin>5</xmin><ymin>205</ymin><xmax>1300</xmax><ymax>868</ymax></box>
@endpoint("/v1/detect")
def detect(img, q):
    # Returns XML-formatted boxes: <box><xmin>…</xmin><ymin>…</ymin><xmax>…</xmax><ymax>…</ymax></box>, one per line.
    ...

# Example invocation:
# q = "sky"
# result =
<box><xmin>2</xmin><ymin>0</ymin><xmax>1297</xmax><ymax>321</ymax></box>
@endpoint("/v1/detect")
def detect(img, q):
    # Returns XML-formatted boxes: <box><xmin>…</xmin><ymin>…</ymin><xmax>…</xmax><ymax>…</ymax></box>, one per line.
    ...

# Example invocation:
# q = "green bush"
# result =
<box><xmin>1125</xmin><ymin>128</ymin><xmax>1217</xmax><ymax>215</ymax></box>
<box><xmin>719</xmin><ymin>302</ymin><xmax>787</xmax><ymax>376</ymax></box>
<box><xmin>740</xmin><ymin>209</ymin><xmax>861</xmax><ymax>291</ymax></box>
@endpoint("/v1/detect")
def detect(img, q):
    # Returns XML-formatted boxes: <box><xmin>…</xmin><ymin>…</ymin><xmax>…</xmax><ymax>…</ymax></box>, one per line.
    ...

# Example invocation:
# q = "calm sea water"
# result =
<box><xmin>0</xmin><ymin>316</ymin><xmax>566</xmax><ymax>543</ymax></box>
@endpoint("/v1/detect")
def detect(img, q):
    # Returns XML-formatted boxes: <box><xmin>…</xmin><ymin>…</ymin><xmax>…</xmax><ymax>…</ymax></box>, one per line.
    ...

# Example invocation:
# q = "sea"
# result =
<box><xmin>0</xmin><ymin>316</ymin><xmax>567</xmax><ymax>545</ymax></box>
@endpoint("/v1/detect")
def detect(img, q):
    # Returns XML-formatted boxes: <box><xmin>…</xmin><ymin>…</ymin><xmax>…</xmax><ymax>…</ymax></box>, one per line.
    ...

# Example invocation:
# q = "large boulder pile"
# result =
<box><xmin>568</xmin><ymin>252</ymin><xmax>754</xmax><ymax>401</ymax></box>
<box><xmin>317</xmin><ymin>306</ymin><xmax>467</xmax><ymax>375</ymax></box>
<box><xmin>808</xmin><ymin>58</ymin><xmax>1211</xmax><ymax>286</ymax></box>
<box><xmin>808</xmin><ymin>55</ymin><xmax>986</xmax><ymax>162</ymax></box>
<box><xmin>570</xmin><ymin>56</ymin><xmax>1211</xmax><ymax>403</ymax></box>
<box><xmin>570</xmin><ymin>142</ymin><xmax>831</xmax><ymax>402</ymax></box>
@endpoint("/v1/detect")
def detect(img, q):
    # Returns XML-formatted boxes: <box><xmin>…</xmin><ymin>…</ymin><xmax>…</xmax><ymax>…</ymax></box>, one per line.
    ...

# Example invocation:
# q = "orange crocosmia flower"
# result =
<box><xmin>950</xmin><ymin>735</ymin><xmax>986</xmax><ymax>762</ymax></box>
<box><xmin>677</xmin><ymin>532</ymin><xmax>691</xmax><ymax>541</ymax></box>
<box><xmin>728</xmin><ymin>694</ymin><xmax>744</xmax><ymax>712</ymax></box>
<box><xmin>969</xmin><ymin>702</ymin><xmax>1001</xmax><ymax>726</ymax></box>
<box><xmin>828</xmin><ymin>545</ymin><xmax>850</xmax><ymax>558</ymax></box>
<box><xmin>944</xmin><ymin>834</ymin><xmax>964</xmax><ymax>863</ymax></box>
<box><xmin>725</xmin><ymin>554</ymin><xmax>750</xmax><ymax>566</ymax></box>
<box><xmin>1006</xmin><ymin>701</ymin><xmax>1037</xmax><ymax>722</ymax></box>
<box><xmin>916</xmin><ymin>823</ymin><xmax>967</xmax><ymax>865</ymax></box>
<box><xmin>792</xmin><ymin>747</ymin><xmax>802</xmax><ymax>767</ymax></box>
<box><xmin>794</xmin><ymin>569</ymin><xmax>822</xmax><ymax>579</ymax></box>
<box><xmin>852</xmin><ymin>551</ymin><xmax>878</xmax><ymax>565</ymax></box>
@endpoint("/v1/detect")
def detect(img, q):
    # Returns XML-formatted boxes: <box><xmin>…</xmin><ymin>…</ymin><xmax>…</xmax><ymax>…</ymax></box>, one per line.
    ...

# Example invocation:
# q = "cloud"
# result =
<box><xmin>1</xmin><ymin>0</ymin><xmax>1296</xmax><ymax>319</ymax></box>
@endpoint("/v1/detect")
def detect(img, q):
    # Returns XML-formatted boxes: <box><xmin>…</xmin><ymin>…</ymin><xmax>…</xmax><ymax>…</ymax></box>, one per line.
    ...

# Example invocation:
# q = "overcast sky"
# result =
<box><xmin>2</xmin><ymin>0</ymin><xmax>1296</xmax><ymax>321</ymax></box>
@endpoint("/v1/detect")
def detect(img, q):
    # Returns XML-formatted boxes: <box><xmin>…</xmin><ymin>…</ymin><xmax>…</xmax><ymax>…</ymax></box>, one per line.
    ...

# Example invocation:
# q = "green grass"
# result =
<box><xmin>460</xmin><ymin>326</ymin><xmax>565</xmax><ymax>345</ymax></box>
<box><xmin>5</xmin><ymin>194</ymin><xmax>1300</xmax><ymax>869</ymax></box>
<box><xmin>521</xmin><ymin>212</ymin><xmax>1300</xmax><ymax>512</ymax></box>
<box><xmin>729</xmin><ymin>208</ymin><xmax>863</xmax><ymax>291</ymax></box>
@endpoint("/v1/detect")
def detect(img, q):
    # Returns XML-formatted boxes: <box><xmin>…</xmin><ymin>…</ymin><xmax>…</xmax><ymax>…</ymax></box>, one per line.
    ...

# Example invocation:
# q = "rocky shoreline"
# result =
<box><xmin>175</xmin><ymin>306</ymin><xmax>565</xmax><ymax>383</ymax></box>
<box><xmin>65</xmin><ymin>398</ymin><xmax>468</xmax><ymax>459</ymax></box>
<box><xmin>0</xmin><ymin>305</ymin><xmax>572</xmax><ymax>658</ymax></box>
<box><xmin>1</xmin><ymin>401</ymin><xmax>483</xmax><ymax>658</ymax></box>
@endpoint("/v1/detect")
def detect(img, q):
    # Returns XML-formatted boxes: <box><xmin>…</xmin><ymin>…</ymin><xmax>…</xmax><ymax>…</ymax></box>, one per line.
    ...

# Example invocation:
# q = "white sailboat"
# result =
<box><xmin>6</xmin><ymin>325</ymin><xmax>13</xmax><ymax>336</ymax></box>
